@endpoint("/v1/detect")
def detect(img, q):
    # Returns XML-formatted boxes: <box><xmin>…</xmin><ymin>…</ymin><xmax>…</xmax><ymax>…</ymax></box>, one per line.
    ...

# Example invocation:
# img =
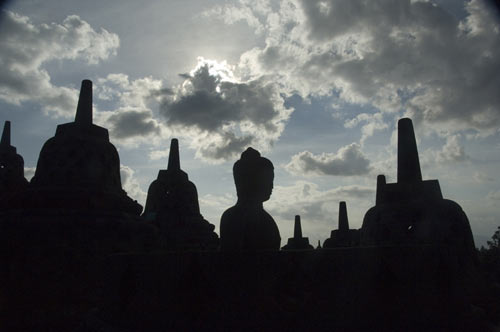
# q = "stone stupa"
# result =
<box><xmin>3</xmin><ymin>80</ymin><xmax>158</xmax><ymax>254</ymax></box>
<box><xmin>27</xmin><ymin>80</ymin><xmax>142</xmax><ymax>215</ymax></box>
<box><xmin>360</xmin><ymin>118</ymin><xmax>476</xmax><ymax>261</ymax></box>
<box><xmin>143</xmin><ymin>138</ymin><xmax>219</xmax><ymax>250</ymax></box>
<box><xmin>281</xmin><ymin>215</ymin><xmax>314</xmax><ymax>250</ymax></box>
<box><xmin>323</xmin><ymin>201</ymin><xmax>359</xmax><ymax>248</ymax></box>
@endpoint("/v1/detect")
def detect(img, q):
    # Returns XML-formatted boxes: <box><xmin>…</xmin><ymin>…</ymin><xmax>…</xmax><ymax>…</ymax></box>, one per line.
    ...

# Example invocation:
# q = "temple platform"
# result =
<box><xmin>1</xmin><ymin>243</ymin><xmax>490</xmax><ymax>331</ymax></box>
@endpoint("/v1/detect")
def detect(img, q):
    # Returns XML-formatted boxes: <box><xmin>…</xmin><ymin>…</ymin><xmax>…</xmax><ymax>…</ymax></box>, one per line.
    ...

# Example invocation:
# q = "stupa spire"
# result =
<box><xmin>294</xmin><ymin>215</ymin><xmax>303</xmax><ymax>239</ymax></box>
<box><xmin>397</xmin><ymin>118</ymin><xmax>422</xmax><ymax>183</ymax></box>
<box><xmin>376</xmin><ymin>174</ymin><xmax>386</xmax><ymax>205</ymax></box>
<box><xmin>1</xmin><ymin>121</ymin><xmax>10</xmax><ymax>146</ymax></box>
<box><xmin>167</xmin><ymin>138</ymin><xmax>180</xmax><ymax>170</ymax></box>
<box><xmin>75</xmin><ymin>80</ymin><xmax>93</xmax><ymax>125</ymax></box>
<box><xmin>338</xmin><ymin>201</ymin><xmax>349</xmax><ymax>231</ymax></box>
<box><xmin>281</xmin><ymin>214</ymin><xmax>313</xmax><ymax>250</ymax></box>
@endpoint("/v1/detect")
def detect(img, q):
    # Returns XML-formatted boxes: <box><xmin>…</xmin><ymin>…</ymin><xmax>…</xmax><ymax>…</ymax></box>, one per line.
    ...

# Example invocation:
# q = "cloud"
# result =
<box><xmin>202</xmin><ymin>0</ymin><xmax>268</xmax><ymax>34</ymax></box>
<box><xmin>197</xmin><ymin>131</ymin><xmax>254</xmax><ymax>161</ymax></box>
<box><xmin>120</xmin><ymin>164</ymin><xmax>147</xmax><ymax>205</ymax></box>
<box><xmin>269</xmin><ymin>181</ymin><xmax>374</xmax><ymax>221</ymax></box>
<box><xmin>212</xmin><ymin>0</ymin><xmax>500</xmax><ymax>135</ymax></box>
<box><xmin>0</xmin><ymin>11</ymin><xmax>119</xmax><ymax>118</ymax></box>
<box><xmin>24</xmin><ymin>166</ymin><xmax>36</xmax><ymax>181</ymax></box>
<box><xmin>157</xmin><ymin>57</ymin><xmax>292</xmax><ymax>162</ymax></box>
<box><xmin>107</xmin><ymin>110</ymin><xmax>161</xmax><ymax>139</ymax></box>
<box><xmin>94</xmin><ymin>74</ymin><xmax>166</xmax><ymax>146</ymax></box>
<box><xmin>265</xmin><ymin>180</ymin><xmax>375</xmax><ymax>242</ymax></box>
<box><xmin>421</xmin><ymin>134</ymin><xmax>469</xmax><ymax>166</ymax></box>
<box><xmin>473</xmin><ymin>171</ymin><xmax>495</xmax><ymax>183</ymax></box>
<box><xmin>285</xmin><ymin>143</ymin><xmax>371</xmax><ymax>176</ymax></box>
<box><xmin>487</xmin><ymin>190</ymin><xmax>500</xmax><ymax>201</ymax></box>
<box><xmin>435</xmin><ymin>134</ymin><xmax>468</xmax><ymax>163</ymax></box>
<box><xmin>344</xmin><ymin>112</ymin><xmax>389</xmax><ymax>143</ymax></box>
<box><xmin>148</xmin><ymin>148</ymin><xmax>170</xmax><ymax>161</ymax></box>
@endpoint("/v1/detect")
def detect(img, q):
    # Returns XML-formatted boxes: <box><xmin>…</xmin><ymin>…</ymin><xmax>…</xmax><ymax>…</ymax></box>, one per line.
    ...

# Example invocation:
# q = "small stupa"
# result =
<box><xmin>360</xmin><ymin>118</ymin><xmax>476</xmax><ymax>259</ymax></box>
<box><xmin>143</xmin><ymin>138</ymin><xmax>219</xmax><ymax>250</ymax></box>
<box><xmin>0</xmin><ymin>121</ymin><xmax>28</xmax><ymax>206</ymax></box>
<box><xmin>281</xmin><ymin>215</ymin><xmax>314</xmax><ymax>250</ymax></box>
<box><xmin>323</xmin><ymin>201</ymin><xmax>359</xmax><ymax>248</ymax></box>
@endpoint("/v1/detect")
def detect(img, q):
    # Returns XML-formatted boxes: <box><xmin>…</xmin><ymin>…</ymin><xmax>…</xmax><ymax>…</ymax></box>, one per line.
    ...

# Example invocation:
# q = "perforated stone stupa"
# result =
<box><xmin>323</xmin><ymin>202</ymin><xmax>359</xmax><ymax>248</ymax></box>
<box><xmin>360</xmin><ymin>118</ymin><xmax>476</xmax><ymax>260</ymax></box>
<box><xmin>26</xmin><ymin>80</ymin><xmax>142</xmax><ymax>215</ymax></box>
<box><xmin>143</xmin><ymin>138</ymin><xmax>219</xmax><ymax>250</ymax></box>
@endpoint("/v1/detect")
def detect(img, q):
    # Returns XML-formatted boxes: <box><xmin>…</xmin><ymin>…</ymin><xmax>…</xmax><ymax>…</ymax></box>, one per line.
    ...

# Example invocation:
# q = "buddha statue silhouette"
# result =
<box><xmin>220</xmin><ymin>147</ymin><xmax>281</xmax><ymax>250</ymax></box>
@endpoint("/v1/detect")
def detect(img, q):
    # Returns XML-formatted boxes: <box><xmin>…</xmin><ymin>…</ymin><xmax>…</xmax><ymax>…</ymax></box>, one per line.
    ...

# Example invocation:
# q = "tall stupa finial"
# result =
<box><xmin>397</xmin><ymin>118</ymin><xmax>422</xmax><ymax>183</ymax></box>
<box><xmin>1</xmin><ymin>121</ymin><xmax>11</xmax><ymax>146</ymax></box>
<box><xmin>75</xmin><ymin>80</ymin><xmax>93</xmax><ymax>125</ymax></box>
<box><xmin>338</xmin><ymin>201</ymin><xmax>349</xmax><ymax>231</ymax></box>
<box><xmin>376</xmin><ymin>174</ymin><xmax>386</xmax><ymax>205</ymax></box>
<box><xmin>167</xmin><ymin>138</ymin><xmax>180</xmax><ymax>170</ymax></box>
<box><xmin>294</xmin><ymin>215</ymin><xmax>303</xmax><ymax>239</ymax></box>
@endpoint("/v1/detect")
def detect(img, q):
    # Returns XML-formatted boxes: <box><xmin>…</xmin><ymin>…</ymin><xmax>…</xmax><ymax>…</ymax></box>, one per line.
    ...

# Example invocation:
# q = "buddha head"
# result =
<box><xmin>233</xmin><ymin>147</ymin><xmax>274</xmax><ymax>203</ymax></box>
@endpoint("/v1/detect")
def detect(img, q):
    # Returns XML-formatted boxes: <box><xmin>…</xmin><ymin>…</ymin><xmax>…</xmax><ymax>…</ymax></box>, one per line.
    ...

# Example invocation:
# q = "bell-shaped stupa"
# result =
<box><xmin>281</xmin><ymin>215</ymin><xmax>314</xmax><ymax>250</ymax></box>
<box><xmin>0</xmin><ymin>121</ymin><xmax>28</xmax><ymax>206</ymax></box>
<box><xmin>323</xmin><ymin>201</ymin><xmax>359</xmax><ymax>248</ymax></box>
<box><xmin>143</xmin><ymin>138</ymin><xmax>219</xmax><ymax>250</ymax></box>
<box><xmin>27</xmin><ymin>80</ymin><xmax>141</xmax><ymax>214</ymax></box>
<box><xmin>360</xmin><ymin>118</ymin><xmax>475</xmax><ymax>260</ymax></box>
<box><xmin>2</xmin><ymin>80</ymin><xmax>158</xmax><ymax>257</ymax></box>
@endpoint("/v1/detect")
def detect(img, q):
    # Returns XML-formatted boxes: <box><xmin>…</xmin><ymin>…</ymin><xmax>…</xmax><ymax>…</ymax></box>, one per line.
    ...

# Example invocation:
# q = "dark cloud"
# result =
<box><xmin>160</xmin><ymin>63</ymin><xmax>282</xmax><ymax>132</ymax></box>
<box><xmin>157</xmin><ymin>58</ymin><xmax>292</xmax><ymax>162</ymax></box>
<box><xmin>286</xmin><ymin>143</ymin><xmax>371</xmax><ymax>176</ymax></box>
<box><xmin>198</xmin><ymin>132</ymin><xmax>254</xmax><ymax>160</ymax></box>
<box><xmin>220</xmin><ymin>0</ymin><xmax>500</xmax><ymax>134</ymax></box>
<box><xmin>108</xmin><ymin>109</ymin><xmax>161</xmax><ymax>139</ymax></box>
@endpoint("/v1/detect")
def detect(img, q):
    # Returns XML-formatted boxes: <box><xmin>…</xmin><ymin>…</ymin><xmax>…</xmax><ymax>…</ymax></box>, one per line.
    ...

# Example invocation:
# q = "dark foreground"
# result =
<box><xmin>2</xmin><ymin>237</ymin><xmax>499</xmax><ymax>332</ymax></box>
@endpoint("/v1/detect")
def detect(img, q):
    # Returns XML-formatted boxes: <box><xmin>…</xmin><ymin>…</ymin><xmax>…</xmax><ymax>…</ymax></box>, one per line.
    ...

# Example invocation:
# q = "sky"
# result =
<box><xmin>0</xmin><ymin>0</ymin><xmax>499</xmax><ymax>247</ymax></box>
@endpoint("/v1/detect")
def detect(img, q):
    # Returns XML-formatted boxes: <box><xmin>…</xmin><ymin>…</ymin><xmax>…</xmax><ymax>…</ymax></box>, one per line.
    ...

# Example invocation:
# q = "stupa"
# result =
<box><xmin>2</xmin><ymin>80</ymin><xmax>158</xmax><ymax>256</ymax></box>
<box><xmin>143</xmin><ymin>138</ymin><xmax>219</xmax><ymax>250</ymax></box>
<box><xmin>26</xmin><ymin>80</ymin><xmax>142</xmax><ymax>214</ymax></box>
<box><xmin>360</xmin><ymin>118</ymin><xmax>476</xmax><ymax>259</ymax></box>
<box><xmin>323</xmin><ymin>201</ymin><xmax>359</xmax><ymax>248</ymax></box>
<box><xmin>0</xmin><ymin>121</ymin><xmax>28</xmax><ymax>207</ymax></box>
<box><xmin>281</xmin><ymin>215</ymin><xmax>314</xmax><ymax>250</ymax></box>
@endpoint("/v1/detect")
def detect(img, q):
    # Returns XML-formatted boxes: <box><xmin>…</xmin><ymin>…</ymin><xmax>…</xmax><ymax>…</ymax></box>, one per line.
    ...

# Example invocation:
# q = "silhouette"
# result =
<box><xmin>282</xmin><ymin>215</ymin><xmax>314</xmax><ymax>250</ymax></box>
<box><xmin>0</xmin><ymin>121</ymin><xmax>28</xmax><ymax>206</ymax></box>
<box><xmin>220</xmin><ymin>147</ymin><xmax>280</xmax><ymax>250</ymax></box>
<box><xmin>323</xmin><ymin>202</ymin><xmax>359</xmax><ymax>248</ymax></box>
<box><xmin>26</xmin><ymin>80</ymin><xmax>142</xmax><ymax>214</ymax></box>
<box><xmin>0</xmin><ymin>80</ymin><xmax>161</xmax><ymax>332</ymax></box>
<box><xmin>361</xmin><ymin>118</ymin><xmax>476</xmax><ymax>261</ymax></box>
<box><xmin>143</xmin><ymin>138</ymin><xmax>219</xmax><ymax>250</ymax></box>
<box><xmin>1</xmin><ymin>100</ymin><xmax>495</xmax><ymax>331</ymax></box>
